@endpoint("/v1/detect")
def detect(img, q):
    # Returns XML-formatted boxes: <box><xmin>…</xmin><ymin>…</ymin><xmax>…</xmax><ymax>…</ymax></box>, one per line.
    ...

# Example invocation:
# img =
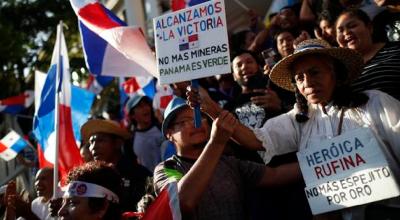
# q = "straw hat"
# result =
<box><xmin>269</xmin><ymin>39</ymin><xmax>363</xmax><ymax>92</ymax></box>
<box><xmin>81</xmin><ymin>119</ymin><xmax>131</xmax><ymax>143</ymax></box>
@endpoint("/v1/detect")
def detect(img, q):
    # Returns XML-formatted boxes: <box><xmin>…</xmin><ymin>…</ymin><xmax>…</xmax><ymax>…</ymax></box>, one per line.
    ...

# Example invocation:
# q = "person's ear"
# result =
<box><xmin>166</xmin><ymin>130</ymin><xmax>174</xmax><ymax>142</ymax></box>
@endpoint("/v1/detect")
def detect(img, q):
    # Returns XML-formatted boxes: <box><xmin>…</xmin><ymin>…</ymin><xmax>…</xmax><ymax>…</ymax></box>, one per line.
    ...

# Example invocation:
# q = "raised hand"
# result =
<box><xmin>209</xmin><ymin>110</ymin><xmax>238</xmax><ymax>146</ymax></box>
<box><xmin>186</xmin><ymin>86</ymin><xmax>222</xmax><ymax>119</ymax></box>
<box><xmin>251</xmin><ymin>89</ymin><xmax>282</xmax><ymax>112</ymax></box>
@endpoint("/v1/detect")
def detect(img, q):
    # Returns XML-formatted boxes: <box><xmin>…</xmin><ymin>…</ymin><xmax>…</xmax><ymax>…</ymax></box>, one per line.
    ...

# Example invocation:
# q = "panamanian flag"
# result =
<box><xmin>0</xmin><ymin>91</ymin><xmax>34</xmax><ymax>114</ymax></box>
<box><xmin>0</xmin><ymin>130</ymin><xmax>29</xmax><ymax>161</ymax></box>
<box><xmin>179</xmin><ymin>34</ymin><xmax>199</xmax><ymax>51</ymax></box>
<box><xmin>33</xmin><ymin>24</ymin><xmax>83</xmax><ymax>177</ymax></box>
<box><xmin>70</xmin><ymin>0</ymin><xmax>157</xmax><ymax>78</ymax></box>
<box><xmin>142</xmin><ymin>182</ymin><xmax>181</xmax><ymax>220</ymax></box>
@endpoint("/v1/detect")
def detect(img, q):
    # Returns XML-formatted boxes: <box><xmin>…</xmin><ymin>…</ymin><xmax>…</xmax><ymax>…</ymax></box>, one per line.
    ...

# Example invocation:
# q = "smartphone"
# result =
<box><xmin>261</xmin><ymin>48</ymin><xmax>277</xmax><ymax>68</ymax></box>
<box><xmin>247</xmin><ymin>74</ymin><xmax>268</xmax><ymax>91</ymax></box>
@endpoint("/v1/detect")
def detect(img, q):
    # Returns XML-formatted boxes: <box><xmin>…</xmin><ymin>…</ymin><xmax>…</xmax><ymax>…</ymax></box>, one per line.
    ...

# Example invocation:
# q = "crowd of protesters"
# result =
<box><xmin>1</xmin><ymin>0</ymin><xmax>400</xmax><ymax>219</ymax></box>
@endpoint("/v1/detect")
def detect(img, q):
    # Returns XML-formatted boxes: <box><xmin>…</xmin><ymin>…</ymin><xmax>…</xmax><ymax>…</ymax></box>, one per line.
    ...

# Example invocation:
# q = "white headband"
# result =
<box><xmin>64</xmin><ymin>181</ymin><xmax>119</xmax><ymax>203</ymax></box>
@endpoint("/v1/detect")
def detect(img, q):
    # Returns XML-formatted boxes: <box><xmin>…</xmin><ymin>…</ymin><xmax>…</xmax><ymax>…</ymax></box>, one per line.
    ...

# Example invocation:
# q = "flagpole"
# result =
<box><xmin>233</xmin><ymin>0</ymin><xmax>249</xmax><ymax>11</ymax></box>
<box><xmin>53</xmin><ymin>21</ymin><xmax>63</xmax><ymax>198</ymax></box>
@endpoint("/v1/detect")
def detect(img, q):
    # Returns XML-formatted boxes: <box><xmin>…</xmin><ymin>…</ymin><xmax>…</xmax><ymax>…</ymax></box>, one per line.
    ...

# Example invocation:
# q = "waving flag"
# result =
<box><xmin>70</xmin><ymin>85</ymin><xmax>95</xmax><ymax>142</ymax></box>
<box><xmin>0</xmin><ymin>91</ymin><xmax>34</xmax><ymax>114</ymax></box>
<box><xmin>142</xmin><ymin>182</ymin><xmax>181</xmax><ymax>220</ymax></box>
<box><xmin>35</xmin><ymin>72</ymin><xmax>94</xmax><ymax>167</ymax></box>
<box><xmin>153</xmin><ymin>84</ymin><xmax>174</xmax><ymax>114</ymax></box>
<box><xmin>0</xmin><ymin>130</ymin><xmax>29</xmax><ymax>161</ymax></box>
<box><xmin>86</xmin><ymin>74</ymin><xmax>113</xmax><ymax>94</ymax></box>
<box><xmin>70</xmin><ymin>0</ymin><xmax>157</xmax><ymax>78</ymax></box>
<box><xmin>122</xmin><ymin>76</ymin><xmax>156</xmax><ymax>99</ymax></box>
<box><xmin>171</xmin><ymin>0</ymin><xmax>209</xmax><ymax>11</ymax></box>
<box><xmin>33</xmin><ymin>24</ymin><xmax>83</xmax><ymax>178</ymax></box>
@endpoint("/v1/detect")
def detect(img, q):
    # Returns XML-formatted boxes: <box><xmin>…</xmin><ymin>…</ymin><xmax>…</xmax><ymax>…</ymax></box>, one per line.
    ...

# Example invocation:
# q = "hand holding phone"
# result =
<box><xmin>261</xmin><ymin>48</ymin><xmax>277</xmax><ymax>68</ymax></box>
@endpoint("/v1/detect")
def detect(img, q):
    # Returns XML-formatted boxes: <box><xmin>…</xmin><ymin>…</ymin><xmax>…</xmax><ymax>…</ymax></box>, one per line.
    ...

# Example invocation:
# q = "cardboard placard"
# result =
<box><xmin>153</xmin><ymin>0</ymin><xmax>231</xmax><ymax>84</ymax></box>
<box><xmin>297</xmin><ymin>128</ymin><xmax>400</xmax><ymax>214</ymax></box>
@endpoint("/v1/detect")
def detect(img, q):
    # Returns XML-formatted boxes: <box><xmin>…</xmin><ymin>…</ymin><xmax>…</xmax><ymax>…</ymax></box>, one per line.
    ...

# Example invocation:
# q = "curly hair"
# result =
<box><xmin>66</xmin><ymin>161</ymin><xmax>122</xmax><ymax>220</ymax></box>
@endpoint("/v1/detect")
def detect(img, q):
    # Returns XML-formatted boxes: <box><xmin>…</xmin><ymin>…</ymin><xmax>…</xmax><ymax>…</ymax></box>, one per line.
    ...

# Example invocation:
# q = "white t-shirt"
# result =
<box><xmin>31</xmin><ymin>197</ymin><xmax>54</xmax><ymax>220</ymax></box>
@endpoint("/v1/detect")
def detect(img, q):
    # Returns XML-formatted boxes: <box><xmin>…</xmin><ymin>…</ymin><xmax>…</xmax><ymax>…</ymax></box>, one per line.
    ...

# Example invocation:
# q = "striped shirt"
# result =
<box><xmin>352</xmin><ymin>42</ymin><xmax>400</xmax><ymax>101</ymax></box>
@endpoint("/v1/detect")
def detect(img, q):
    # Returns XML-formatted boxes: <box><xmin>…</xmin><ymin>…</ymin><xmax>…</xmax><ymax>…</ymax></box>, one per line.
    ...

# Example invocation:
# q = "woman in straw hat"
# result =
<box><xmin>187</xmin><ymin>39</ymin><xmax>400</xmax><ymax>219</ymax></box>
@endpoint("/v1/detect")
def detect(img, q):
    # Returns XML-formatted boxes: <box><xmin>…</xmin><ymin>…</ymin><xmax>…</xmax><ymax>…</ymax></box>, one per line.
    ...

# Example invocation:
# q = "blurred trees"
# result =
<box><xmin>0</xmin><ymin>0</ymin><xmax>86</xmax><ymax>98</ymax></box>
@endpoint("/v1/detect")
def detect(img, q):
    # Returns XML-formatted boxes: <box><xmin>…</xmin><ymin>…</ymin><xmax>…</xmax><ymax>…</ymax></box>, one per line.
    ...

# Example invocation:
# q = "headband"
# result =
<box><xmin>64</xmin><ymin>181</ymin><xmax>119</xmax><ymax>203</ymax></box>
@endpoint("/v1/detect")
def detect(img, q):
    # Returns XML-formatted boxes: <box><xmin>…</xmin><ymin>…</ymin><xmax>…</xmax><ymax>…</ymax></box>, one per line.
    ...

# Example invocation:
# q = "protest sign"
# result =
<box><xmin>297</xmin><ymin>128</ymin><xmax>400</xmax><ymax>214</ymax></box>
<box><xmin>153</xmin><ymin>0</ymin><xmax>230</xmax><ymax>84</ymax></box>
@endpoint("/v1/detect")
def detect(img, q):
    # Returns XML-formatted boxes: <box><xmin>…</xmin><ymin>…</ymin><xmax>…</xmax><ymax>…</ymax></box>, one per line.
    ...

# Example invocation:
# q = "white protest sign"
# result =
<box><xmin>297</xmin><ymin>128</ymin><xmax>400</xmax><ymax>214</ymax></box>
<box><xmin>153</xmin><ymin>0</ymin><xmax>230</xmax><ymax>84</ymax></box>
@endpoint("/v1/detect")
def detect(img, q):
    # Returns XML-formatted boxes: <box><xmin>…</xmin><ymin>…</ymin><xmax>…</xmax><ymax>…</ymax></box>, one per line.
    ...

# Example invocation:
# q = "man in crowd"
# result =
<box><xmin>153</xmin><ymin>97</ymin><xmax>300</xmax><ymax>219</ymax></box>
<box><xmin>81</xmin><ymin>119</ymin><xmax>152</xmax><ymax>212</ymax></box>
<box><xmin>125</xmin><ymin>94</ymin><xmax>163</xmax><ymax>172</ymax></box>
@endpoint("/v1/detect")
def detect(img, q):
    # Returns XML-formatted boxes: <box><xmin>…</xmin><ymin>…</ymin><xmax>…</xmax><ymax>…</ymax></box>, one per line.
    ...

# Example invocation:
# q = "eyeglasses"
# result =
<box><xmin>170</xmin><ymin>117</ymin><xmax>208</xmax><ymax>130</ymax></box>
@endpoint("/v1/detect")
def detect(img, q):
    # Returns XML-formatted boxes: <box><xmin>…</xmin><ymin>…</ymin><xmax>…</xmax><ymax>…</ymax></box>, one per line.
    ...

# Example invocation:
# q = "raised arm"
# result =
<box><xmin>177</xmin><ymin>111</ymin><xmax>237</xmax><ymax>213</ymax></box>
<box><xmin>258</xmin><ymin>162</ymin><xmax>302</xmax><ymax>187</ymax></box>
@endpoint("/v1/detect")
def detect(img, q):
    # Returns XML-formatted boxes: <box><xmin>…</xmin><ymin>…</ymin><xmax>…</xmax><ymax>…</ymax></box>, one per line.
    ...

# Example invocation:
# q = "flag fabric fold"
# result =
<box><xmin>71</xmin><ymin>0</ymin><xmax>158</xmax><ymax>78</ymax></box>
<box><xmin>0</xmin><ymin>130</ymin><xmax>29</xmax><ymax>161</ymax></box>
<box><xmin>142</xmin><ymin>182</ymin><xmax>181</xmax><ymax>220</ymax></box>
<box><xmin>0</xmin><ymin>91</ymin><xmax>34</xmax><ymax>114</ymax></box>
<box><xmin>33</xmin><ymin>24</ymin><xmax>83</xmax><ymax>178</ymax></box>
<box><xmin>85</xmin><ymin>74</ymin><xmax>113</xmax><ymax>94</ymax></box>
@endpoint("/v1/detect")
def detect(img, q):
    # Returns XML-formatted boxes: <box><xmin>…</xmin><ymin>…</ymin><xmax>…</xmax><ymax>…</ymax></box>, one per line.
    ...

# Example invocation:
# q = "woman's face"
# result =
<box><xmin>319</xmin><ymin>20</ymin><xmax>335</xmax><ymax>42</ymax></box>
<box><xmin>59</xmin><ymin>197</ymin><xmax>104</xmax><ymax>220</ymax></box>
<box><xmin>335</xmin><ymin>13</ymin><xmax>373</xmax><ymax>53</ymax></box>
<box><xmin>129</xmin><ymin>100</ymin><xmax>153</xmax><ymax>127</ymax></box>
<box><xmin>292</xmin><ymin>55</ymin><xmax>337</xmax><ymax>105</ymax></box>
<box><xmin>276</xmin><ymin>31</ymin><xmax>295</xmax><ymax>58</ymax></box>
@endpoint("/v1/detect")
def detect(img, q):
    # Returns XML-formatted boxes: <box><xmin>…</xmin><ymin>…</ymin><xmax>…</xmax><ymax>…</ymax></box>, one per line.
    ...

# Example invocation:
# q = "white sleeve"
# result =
<box><xmin>253</xmin><ymin>111</ymin><xmax>299</xmax><ymax>163</ymax></box>
<box><xmin>365</xmin><ymin>90</ymin><xmax>400</xmax><ymax>161</ymax></box>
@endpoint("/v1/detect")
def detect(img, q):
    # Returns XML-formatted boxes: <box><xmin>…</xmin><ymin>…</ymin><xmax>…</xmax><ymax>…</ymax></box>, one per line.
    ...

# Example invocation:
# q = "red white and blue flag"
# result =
<box><xmin>70</xmin><ymin>0</ymin><xmax>158</xmax><ymax>78</ymax></box>
<box><xmin>171</xmin><ymin>0</ymin><xmax>210</xmax><ymax>11</ymax></box>
<box><xmin>0</xmin><ymin>91</ymin><xmax>34</xmax><ymax>114</ymax></box>
<box><xmin>33</xmin><ymin>25</ymin><xmax>83</xmax><ymax>178</ymax></box>
<box><xmin>179</xmin><ymin>34</ymin><xmax>199</xmax><ymax>51</ymax></box>
<box><xmin>142</xmin><ymin>182</ymin><xmax>181</xmax><ymax>220</ymax></box>
<box><xmin>153</xmin><ymin>84</ymin><xmax>174</xmax><ymax>114</ymax></box>
<box><xmin>121</xmin><ymin>76</ymin><xmax>156</xmax><ymax>99</ymax></box>
<box><xmin>85</xmin><ymin>74</ymin><xmax>113</xmax><ymax>94</ymax></box>
<box><xmin>0</xmin><ymin>130</ymin><xmax>29</xmax><ymax>161</ymax></box>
